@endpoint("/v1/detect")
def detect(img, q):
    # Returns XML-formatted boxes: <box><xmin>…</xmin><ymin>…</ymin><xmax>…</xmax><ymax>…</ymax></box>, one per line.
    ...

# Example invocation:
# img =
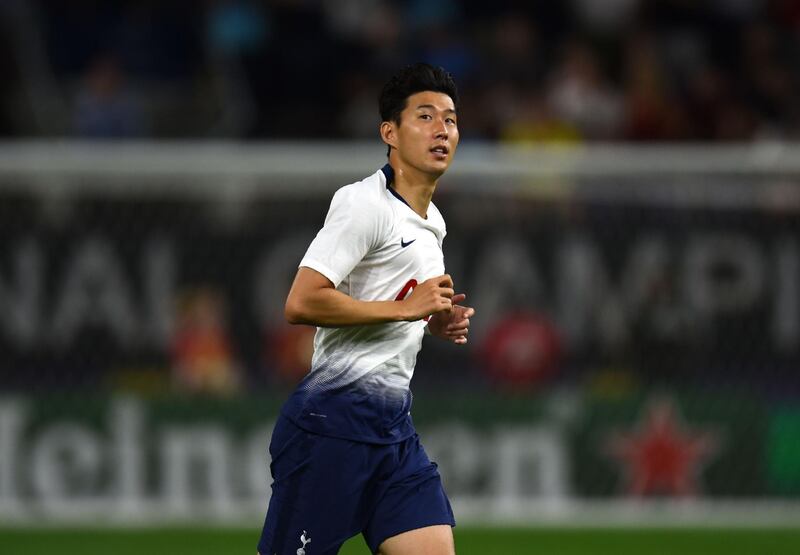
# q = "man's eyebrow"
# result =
<box><xmin>416</xmin><ymin>104</ymin><xmax>457</xmax><ymax>114</ymax></box>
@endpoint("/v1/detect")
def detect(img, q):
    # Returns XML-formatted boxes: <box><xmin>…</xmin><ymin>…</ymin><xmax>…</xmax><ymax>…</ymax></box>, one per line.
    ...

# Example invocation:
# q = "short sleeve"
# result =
<box><xmin>299</xmin><ymin>185</ymin><xmax>387</xmax><ymax>287</ymax></box>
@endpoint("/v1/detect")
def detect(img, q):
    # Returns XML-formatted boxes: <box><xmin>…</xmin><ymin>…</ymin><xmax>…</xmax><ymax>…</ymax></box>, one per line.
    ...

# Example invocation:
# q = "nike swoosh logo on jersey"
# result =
<box><xmin>400</xmin><ymin>238</ymin><xmax>416</xmax><ymax>248</ymax></box>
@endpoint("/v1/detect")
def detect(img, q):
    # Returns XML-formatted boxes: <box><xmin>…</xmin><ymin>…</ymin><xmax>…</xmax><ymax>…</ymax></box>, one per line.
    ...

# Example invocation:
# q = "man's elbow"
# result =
<box><xmin>284</xmin><ymin>296</ymin><xmax>306</xmax><ymax>325</ymax></box>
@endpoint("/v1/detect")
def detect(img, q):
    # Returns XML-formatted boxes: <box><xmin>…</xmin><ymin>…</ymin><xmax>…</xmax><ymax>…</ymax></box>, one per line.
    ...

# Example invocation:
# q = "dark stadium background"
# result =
<box><xmin>1</xmin><ymin>1</ymin><xmax>800</xmax><ymax>553</ymax></box>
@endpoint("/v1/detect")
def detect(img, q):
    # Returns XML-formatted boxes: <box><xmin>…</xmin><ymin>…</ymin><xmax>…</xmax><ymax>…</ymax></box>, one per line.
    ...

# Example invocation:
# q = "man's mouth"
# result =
<box><xmin>430</xmin><ymin>145</ymin><xmax>449</xmax><ymax>156</ymax></box>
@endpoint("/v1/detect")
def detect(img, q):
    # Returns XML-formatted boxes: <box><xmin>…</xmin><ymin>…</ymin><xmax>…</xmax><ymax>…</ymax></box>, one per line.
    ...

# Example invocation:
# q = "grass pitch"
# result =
<box><xmin>1</xmin><ymin>526</ymin><xmax>798</xmax><ymax>554</ymax></box>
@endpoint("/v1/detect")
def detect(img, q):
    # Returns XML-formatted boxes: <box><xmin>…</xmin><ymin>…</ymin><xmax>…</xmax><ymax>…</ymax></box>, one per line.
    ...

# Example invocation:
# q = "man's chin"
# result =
<box><xmin>424</xmin><ymin>160</ymin><xmax>451</xmax><ymax>178</ymax></box>
<box><xmin>400</xmin><ymin>156</ymin><xmax>452</xmax><ymax>180</ymax></box>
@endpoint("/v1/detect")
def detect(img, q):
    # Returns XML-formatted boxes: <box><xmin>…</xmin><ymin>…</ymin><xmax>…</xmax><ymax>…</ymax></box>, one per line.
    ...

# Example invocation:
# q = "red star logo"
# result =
<box><xmin>605</xmin><ymin>398</ymin><xmax>720</xmax><ymax>497</ymax></box>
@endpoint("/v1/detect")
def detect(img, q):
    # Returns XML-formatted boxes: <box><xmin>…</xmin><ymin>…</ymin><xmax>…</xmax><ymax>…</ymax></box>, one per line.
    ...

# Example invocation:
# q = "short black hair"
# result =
<box><xmin>379</xmin><ymin>63</ymin><xmax>458</xmax><ymax>155</ymax></box>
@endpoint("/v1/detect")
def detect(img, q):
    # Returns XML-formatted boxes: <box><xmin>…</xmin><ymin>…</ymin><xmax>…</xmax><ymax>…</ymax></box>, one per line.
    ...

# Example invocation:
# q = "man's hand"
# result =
<box><xmin>400</xmin><ymin>274</ymin><xmax>455</xmax><ymax>321</ymax></box>
<box><xmin>426</xmin><ymin>293</ymin><xmax>475</xmax><ymax>345</ymax></box>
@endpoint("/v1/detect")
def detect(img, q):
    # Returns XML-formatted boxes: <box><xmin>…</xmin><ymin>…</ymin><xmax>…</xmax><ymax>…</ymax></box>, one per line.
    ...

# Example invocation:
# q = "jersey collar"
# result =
<box><xmin>380</xmin><ymin>163</ymin><xmax>413</xmax><ymax>210</ymax></box>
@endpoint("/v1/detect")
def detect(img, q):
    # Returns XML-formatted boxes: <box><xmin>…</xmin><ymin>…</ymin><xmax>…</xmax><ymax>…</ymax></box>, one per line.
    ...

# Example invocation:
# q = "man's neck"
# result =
<box><xmin>388</xmin><ymin>160</ymin><xmax>439</xmax><ymax>219</ymax></box>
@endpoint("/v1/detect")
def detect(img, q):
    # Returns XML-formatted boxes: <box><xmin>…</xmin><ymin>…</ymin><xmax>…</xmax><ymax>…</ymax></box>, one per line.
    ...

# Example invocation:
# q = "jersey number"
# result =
<box><xmin>394</xmin><ymin>279</ymin><xmax>418</xmax><ymax>301</ymax></box>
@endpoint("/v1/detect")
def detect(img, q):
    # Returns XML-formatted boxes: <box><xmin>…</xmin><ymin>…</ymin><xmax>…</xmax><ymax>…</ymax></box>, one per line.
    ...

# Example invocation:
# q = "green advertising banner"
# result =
<box><xmin>0</xmin><ymin>390</ymin><xmax>794</xmax><ymax>524</ymax></box>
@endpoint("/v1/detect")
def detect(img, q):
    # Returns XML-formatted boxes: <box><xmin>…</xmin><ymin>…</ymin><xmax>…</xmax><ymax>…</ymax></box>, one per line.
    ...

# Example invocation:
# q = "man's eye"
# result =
<box><xmin>420</xmin><ymin>114</ymin><xmax>432</xmax><ymax>120</ymax></box>
<box><xmin>446</xmin><ymin>118</ymin><xmax>456</xmax><ymax>125</ymax></box>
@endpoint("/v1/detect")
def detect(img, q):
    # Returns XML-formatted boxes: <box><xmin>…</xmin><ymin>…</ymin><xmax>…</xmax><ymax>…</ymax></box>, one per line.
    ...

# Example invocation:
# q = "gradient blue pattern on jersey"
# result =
<box><xmin>281</xmin><ymin>368</ymin><xmax>414</xmax><ymax>444</ymax></box>
<box><xmin>285</xmin><ymin>163</ymin><xmax>445</xmax><ymax>444</ymax></box>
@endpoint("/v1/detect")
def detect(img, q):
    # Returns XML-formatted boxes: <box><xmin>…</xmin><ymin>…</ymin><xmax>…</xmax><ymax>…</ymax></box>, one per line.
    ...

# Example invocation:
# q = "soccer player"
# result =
<box><xmin>258</xmin><ymin>63</ymin><xmax>474</xmax><ymax>555</ymax></box>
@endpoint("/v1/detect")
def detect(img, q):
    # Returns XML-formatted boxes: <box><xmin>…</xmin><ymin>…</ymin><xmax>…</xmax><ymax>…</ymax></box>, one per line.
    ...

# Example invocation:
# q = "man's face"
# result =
<box><xmin>388</xmin><ymin>91</ymin><xmax>459</xmax><ymax>177</ymax></box>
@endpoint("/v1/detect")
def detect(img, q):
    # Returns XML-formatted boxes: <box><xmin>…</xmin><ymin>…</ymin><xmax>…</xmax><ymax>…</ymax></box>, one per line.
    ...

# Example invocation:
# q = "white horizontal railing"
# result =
<box><xmin>0</xmin><ymin>141</ymin><xmax>799</xmax><ymax>207</ymax></box>
<box><xmin>3</xmin><ymin>140</ymin><xmax>800</xmax><ymax>176</ymax></box>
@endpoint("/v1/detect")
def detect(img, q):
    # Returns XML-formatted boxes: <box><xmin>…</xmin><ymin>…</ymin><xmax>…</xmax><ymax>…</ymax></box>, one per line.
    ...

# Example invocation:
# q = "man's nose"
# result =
<box><xmin>434</xmin><ymin>120</ymin><xmax>448</xmax><ymax>139</ymax></box>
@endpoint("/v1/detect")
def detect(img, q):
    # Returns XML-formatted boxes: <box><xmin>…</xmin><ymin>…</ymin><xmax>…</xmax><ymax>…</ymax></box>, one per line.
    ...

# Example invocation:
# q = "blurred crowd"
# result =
<box><xmin>1</xmin><ymin>0</ymin><xmax>799</xmax><ymax>142</ymax></box>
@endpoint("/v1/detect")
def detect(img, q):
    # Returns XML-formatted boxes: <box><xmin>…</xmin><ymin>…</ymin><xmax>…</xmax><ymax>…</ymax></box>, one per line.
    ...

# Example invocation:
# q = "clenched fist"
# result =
<box><xmin>427</xmin><ymin>292</ymin><xmax>475</xmax><ymax>345</ymax></box>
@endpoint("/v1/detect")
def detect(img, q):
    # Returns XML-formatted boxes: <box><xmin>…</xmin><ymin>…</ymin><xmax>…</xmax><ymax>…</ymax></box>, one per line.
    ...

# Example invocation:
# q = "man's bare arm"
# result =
<box><xmin>284</xmin><ymin>267</ymin><xmax>455</xmax><ymax>327</ymax></box>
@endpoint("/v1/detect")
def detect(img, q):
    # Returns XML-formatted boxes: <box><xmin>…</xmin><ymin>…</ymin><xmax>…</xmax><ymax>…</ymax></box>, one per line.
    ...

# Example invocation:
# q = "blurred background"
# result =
<box><xmin>2</xmin><ymin>0</ymin><xmax>800</xmax><ymax>553</ymax></box>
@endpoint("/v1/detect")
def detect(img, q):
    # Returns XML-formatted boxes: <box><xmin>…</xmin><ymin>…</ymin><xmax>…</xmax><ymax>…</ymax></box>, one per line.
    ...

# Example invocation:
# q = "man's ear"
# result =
<box><xmin>380</xmin><ymin>121</ymin><xmax>397</xmax><ymax>150</ymax></box>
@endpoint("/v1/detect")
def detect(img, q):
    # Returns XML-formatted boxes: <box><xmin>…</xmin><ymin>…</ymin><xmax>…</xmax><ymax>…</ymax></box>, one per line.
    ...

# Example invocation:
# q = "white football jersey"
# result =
<box><xmin>281</xmin><ymin>164</ymin><xmax>446</xmax><ymax>443</ymax></box>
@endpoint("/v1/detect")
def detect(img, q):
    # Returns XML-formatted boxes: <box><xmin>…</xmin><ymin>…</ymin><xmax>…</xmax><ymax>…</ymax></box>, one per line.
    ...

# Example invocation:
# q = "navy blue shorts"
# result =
<box><xmin>257</xmin><ymin>415</ymin><xmax>455</xmax><ymax>555</ymax></box>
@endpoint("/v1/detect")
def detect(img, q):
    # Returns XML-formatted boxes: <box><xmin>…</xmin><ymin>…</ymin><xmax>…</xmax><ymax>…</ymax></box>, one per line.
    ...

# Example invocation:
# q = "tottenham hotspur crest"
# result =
<box><xmin>297</xmin><ymin>530</ymin><xmax>311</xmax><ymax>555</ymax></box>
